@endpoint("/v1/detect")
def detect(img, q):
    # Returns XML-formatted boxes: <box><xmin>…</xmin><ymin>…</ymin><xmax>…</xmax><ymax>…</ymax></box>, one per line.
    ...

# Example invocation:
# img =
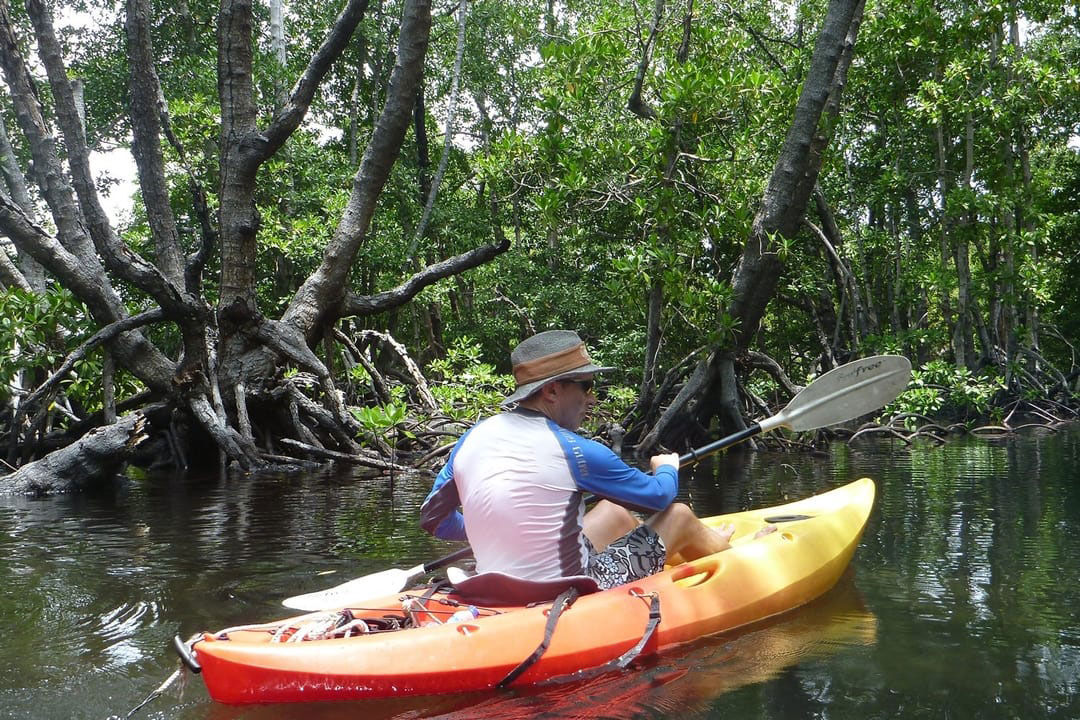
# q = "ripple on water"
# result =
<box><xmin>90</xmin><ymin>600</ymin><xmax>162</xmax><ymax>644</ymax></box>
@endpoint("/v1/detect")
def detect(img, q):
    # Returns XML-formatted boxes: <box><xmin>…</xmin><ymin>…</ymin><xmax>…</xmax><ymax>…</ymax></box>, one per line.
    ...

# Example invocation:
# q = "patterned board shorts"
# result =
<box><xmin>584</xmin><ymin>524</ymin><xmax>667</xmax><ymax>590</ymax></box>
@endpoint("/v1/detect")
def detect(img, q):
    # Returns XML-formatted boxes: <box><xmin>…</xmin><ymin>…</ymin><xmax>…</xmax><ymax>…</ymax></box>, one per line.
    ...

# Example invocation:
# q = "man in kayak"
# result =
<box><xmin>421</xmin><ymin>329</ymin><xmax>768</xmax><ymax>590</ymax></box>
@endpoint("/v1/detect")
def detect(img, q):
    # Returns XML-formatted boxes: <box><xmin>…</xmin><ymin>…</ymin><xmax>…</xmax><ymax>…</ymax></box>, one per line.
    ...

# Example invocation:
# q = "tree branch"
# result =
<box><xmin>14</xmin><ymin>309</ymin><xmax>167</xmax><ymax>432</ymax></box>
<box><xmin>0</xmin><ymin>242</ymin><xmax>30</xmax><ymax>291</ymax></box>
<box><xmin>0</xmin><ymin>191</ymin><xmax>175</xmax><ymax>393</ymax></box>
<box><xmin>25</xmin><ymin>0</ymin><xmax>189</xmax><ymax>314</ymax></box>
<box><xmin>352</xmin><ymin>329</ymin><xmax>438</xmax><ymax>412</ymax></box>
<box><xmin>125</xmin><ymin>0</ymin><xmax>186</xmax><ymax>284</ymax></box>
<box><xmin>627</xmin><ymin>0</ymin><xmax>664</xmax><ymax>119</ymax></box>
<box><xmin>0</xmin><ymin>0</ymin><xmax>97</xmax><ymax>264</ymax></box>
<box><xmin>0</xmin><ymin>115</ymin><xmax>41</xmax><ymax>289</ymax></box>
<box><xmin>339</xmin><ymin>235</ymin><xmax>510</xmax><ymax>318</ymax></box>
<box><xmin>262</xmin><ymin>0</ymin><xmax>370</xmax><ymax>155</ymax></box>
<box><xmin>743</xmin><ymin>350</ymin><xmax>802</xmax><ymax>397</ymax></box>
<box><xmin>283</xmin><ymin>0</ymin><xmax>433</xmax><ymax>339</ymax></box>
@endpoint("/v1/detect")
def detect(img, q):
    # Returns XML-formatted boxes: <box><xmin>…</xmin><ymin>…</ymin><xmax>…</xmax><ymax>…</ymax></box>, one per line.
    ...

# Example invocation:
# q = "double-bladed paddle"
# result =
<box><xmin>281</xmin><ymin>354</ymin><xmax>911</xmax><ymax>611</ymax></box>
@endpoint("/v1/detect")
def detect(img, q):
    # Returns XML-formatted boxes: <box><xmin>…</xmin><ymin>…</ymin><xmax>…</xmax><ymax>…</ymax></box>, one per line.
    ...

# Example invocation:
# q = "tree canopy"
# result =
<box><xmin>0</xmin><ymin>0</ymin><xmax>1077</xmax><ymax>492</ymax></box>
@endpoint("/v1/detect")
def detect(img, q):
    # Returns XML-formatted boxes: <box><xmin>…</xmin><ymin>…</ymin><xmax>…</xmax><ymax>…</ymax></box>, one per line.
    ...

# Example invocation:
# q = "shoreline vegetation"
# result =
<box><xmin>0</xmin><ymin>319</ymin><xmax>1076</xmax><ymax>494</ymax></box>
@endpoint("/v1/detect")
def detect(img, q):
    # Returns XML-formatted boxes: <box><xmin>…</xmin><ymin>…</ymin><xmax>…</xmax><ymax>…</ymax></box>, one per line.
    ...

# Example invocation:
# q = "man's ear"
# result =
<box><xmin>538</xmin><ymin>381</ymin><xmax>560</xmax><ymax>400</ymax></box>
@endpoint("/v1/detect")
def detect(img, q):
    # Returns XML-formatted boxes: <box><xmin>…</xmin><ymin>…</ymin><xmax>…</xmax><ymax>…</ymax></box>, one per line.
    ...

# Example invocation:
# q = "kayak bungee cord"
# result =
<box><xmin>111</xmin><ymin>585</ymin><xmax>503</xmax><ymax>718</ymax></box>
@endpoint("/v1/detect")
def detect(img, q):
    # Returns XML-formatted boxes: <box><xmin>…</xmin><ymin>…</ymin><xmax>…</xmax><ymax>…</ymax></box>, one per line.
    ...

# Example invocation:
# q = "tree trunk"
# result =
<box><xmin>623</xmin><ymin>0</ymin><xmax>696</xmax><ymax>435</ymax></box>
<box><xmin>270</xmin><ymin>0</ymin><xmax>288</xmax><ymax>111</ymax></box>
<box><xmin>0</xmin><ymin>116</ymin><xmax>44</xmax><ymax>291</ymax></box>
<box><xmin>349</xmin><ymin>30</ymin><xmax>368</xmax><ymax>168</ymax></box>
<box><xmin>0</xmin><ymin>411</ymin><xmax>150</xmax><ymax>495</ymax></box>
<box><xmin>953</xmin><ymin>112</ymin><xmax>976</xmax><ymax>370</ymax></box>
<box><xmin>641</xmin><ymin>0</ymin><xmax>865</xmax><ymax>451</ymax></box>
<box><xmin>411</xmin><ymin>0</ymin><xmax>466</xmax><ymax>255</ymax></box>
<box><xmin>902</xmin><ymin>187</ymin><xmax>928</xmax><ymax>359</ymax></box>
<box><xmin>933</xmin><ymin>115</ymin><xmax>956</xmax><ymax>364</ymax></box>
<box><xmin>1010</xmin><ymin>9</ymin><xmax>1040</xmax><ymax>369</ymax></box>
<box><xmin>216</xmin><ymin>0</ymin><xmax>261</xmax><ymax>314</ymax></box>
<box><xmin>726</xmin><ymin>0</ymin><xmax>863</xmax><ymax>350</ymax></box>
<box><xmin>812</xmin><ymin>185</ymin><xmax>863</xmax><ymax>351</ymax></box>
<box><xmin>640</xmin><ymin>278</ymin><xmax>664</xmax><ymax>408</ymax></box>
<box><xmin>888</xmin><ymin>201</ymin><xmax>902</xmax><ymax>333</ymax></box>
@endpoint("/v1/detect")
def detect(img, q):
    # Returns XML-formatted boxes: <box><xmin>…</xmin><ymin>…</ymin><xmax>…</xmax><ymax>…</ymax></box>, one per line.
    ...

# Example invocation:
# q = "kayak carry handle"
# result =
<box><xmin>173</xmin><ymin>634</ymin><xmax>202</xmax><ymax>674</ymax></box>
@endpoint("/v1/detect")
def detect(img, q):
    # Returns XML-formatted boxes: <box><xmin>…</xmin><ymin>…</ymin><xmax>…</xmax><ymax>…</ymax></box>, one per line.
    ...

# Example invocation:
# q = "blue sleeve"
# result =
<box><xmin>419</xmin><ymin>433</ymin><xmax>470</xmax><ymax>541</ymax></box>
<box><xmin>549</xmin><ymin>420</ymin><xmax>678</xmax><ymax>512</ymax></box>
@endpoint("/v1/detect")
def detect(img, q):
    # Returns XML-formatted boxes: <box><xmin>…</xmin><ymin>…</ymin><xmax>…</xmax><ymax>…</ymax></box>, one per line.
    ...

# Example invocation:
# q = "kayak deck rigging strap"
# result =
<box><xmin>497</xmin><ymin>588</ymin><xmax>662</xmax><ymax>688</ymax></box>
<box><xmin>497</xmin><ymin>586</ymin><xmax>580</xmax><ymax>688</ymax></box>
<box><xmin>595</xmin><ymin>590</ymin><xmax>661</xmax><ymax>672</ymax></box>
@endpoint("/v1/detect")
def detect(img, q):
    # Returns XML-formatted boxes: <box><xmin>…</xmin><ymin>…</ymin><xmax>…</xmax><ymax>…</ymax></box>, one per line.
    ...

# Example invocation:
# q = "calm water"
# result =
<box><xmin>2</xmin><ymin>425</ymin><xmax>1079</xmax><ymax>720</ymax></box>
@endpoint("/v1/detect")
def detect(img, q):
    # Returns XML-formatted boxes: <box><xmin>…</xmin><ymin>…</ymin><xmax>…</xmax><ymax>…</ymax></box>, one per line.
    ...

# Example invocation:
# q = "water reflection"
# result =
<box><xmin>0</xmin><ymin>426</ymin><xmax>1079</xmax><ymax>718</ymax></box>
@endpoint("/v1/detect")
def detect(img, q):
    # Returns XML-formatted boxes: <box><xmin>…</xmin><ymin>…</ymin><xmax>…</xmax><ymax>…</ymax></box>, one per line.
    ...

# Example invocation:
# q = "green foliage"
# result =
<box><xmin>351</xmin><ymin>401</ymin><xmax>410</xmax><ymax>449</ymax></box>
<box><xmin>593</xmin><ymin>385</ymin><xmax>637</xmax><ymax>427</ymax></box>
<box><xmin>426</xmin><ymin>338</ymin><xmax>515</xmax><ymax>422</ymax></box>
<box><xmin>889</xmin><ymin>360</ymin><xmax>1005</xmax><ymax>423</ymax></box>
<box><xmin>14</xmin><ymin>0</ymin><xmax>1078</xmax><ymax>444</ymax></box>
<box><xmin>351</xmin><ymin>402</ymin><xmax>407</xmax><ymax>433</ymax></box>
<box><xmin>0</xmin><ymin>286</ymin><xmax>142</xmax><ymax>418</ymax></box>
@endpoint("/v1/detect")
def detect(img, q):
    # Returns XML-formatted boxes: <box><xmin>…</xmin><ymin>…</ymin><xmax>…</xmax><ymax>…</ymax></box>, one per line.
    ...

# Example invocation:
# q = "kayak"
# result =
<box><xmin>189</xmin><ymin>477</ymin><xmax>875</xmax><ymax>704</ymax></box>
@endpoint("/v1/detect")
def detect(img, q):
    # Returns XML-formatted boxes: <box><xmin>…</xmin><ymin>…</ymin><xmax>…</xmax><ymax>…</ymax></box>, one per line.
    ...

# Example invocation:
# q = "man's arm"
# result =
<box><xmin>549</xmin><ymin>421</ymin><xmax>678</xmax><ymax>511</ymax></box>
<box><xmin>419</xmin><ymin>447</ymin><xmax>468</xmax><ymax>540</ymax></box>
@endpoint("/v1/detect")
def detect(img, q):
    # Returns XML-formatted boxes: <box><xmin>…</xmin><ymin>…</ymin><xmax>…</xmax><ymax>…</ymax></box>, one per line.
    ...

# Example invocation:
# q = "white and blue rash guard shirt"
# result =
<box><xmin>419</xmin><ymin>408</ymin><xmax>678</xmax><ymax>581</ymax></box>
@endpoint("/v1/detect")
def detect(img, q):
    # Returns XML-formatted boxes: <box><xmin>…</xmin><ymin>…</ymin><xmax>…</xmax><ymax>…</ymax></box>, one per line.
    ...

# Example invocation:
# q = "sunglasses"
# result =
<box><xmin>564</xmin><ymin>378</ymin><xmax>595</xmax><ymax>393</ymax></box>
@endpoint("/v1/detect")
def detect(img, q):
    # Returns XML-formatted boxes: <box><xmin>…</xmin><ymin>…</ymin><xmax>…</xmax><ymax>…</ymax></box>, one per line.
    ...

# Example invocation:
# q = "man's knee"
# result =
<box><xmin>584</xmin><ymin>500</ymin><xmax>638</xmax><ymax>548</ymax></box>
<box><xmin>593</xmin><ymin>499</ymin><xmax>637</xmax><ymax>525</ymax></box>
<box><xmin>646</xmin><ymin>502</ymin><xmax>692</xmax><ymax>541</ymax></box>
<box><xmin>654</xmin><ymin>502</ymin><xmax>694</xmax><ymax>525</ymax></box>
<box><xmin>669</xmin><ymin>502</ymin><xmax>694</xmax><ymax>519</ymax></box>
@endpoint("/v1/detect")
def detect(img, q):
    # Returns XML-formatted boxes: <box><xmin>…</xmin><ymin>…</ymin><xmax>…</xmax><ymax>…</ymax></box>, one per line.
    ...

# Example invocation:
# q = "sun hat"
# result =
<box><xmin>502</xmin><ymin>330</ymin><xmax>615</xmax><ymax>406</ymax></box>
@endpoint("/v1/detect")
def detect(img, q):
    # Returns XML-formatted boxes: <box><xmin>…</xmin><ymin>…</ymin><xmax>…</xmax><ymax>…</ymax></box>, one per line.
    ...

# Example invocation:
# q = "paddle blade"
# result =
<box><xmin>446</xmin><ymin>566</ymin><xmax>471</xmax><ymax>585</ymax></box>
<box><xmin>773</xmin><ymin>355</ymin><xmax>911</xmax><ymax>432</ymax></box>
<box><xmin>281</xmin><ymin>565</ymin><xmax>421</xmax><ymax>611</ymax></box>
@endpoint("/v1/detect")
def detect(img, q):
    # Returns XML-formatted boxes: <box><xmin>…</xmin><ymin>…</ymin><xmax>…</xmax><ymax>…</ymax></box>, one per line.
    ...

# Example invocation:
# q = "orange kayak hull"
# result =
<box><xmin>194</xmin><ymin>478</ymin><xmax>876</xmax><ymax>703</ymax></box>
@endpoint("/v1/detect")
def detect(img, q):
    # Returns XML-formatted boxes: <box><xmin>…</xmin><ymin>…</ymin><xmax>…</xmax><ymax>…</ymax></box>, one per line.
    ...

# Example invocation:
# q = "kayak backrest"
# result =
<box><xmin>451</xmin><ymin>572</ymin><xmax>600</xmax><ymax>606</ymax></box>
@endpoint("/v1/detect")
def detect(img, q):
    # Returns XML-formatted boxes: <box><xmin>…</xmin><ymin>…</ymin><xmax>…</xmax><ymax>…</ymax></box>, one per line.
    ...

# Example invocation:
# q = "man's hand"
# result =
<box><xmin>649</xmin><ymin>452</ymin><xmax>680</xmax><ymax>473</ymax></box>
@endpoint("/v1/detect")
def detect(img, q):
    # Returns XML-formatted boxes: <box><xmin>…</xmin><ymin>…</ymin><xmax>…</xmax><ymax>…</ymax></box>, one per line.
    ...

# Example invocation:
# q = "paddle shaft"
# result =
<box><xmin>423</xmin><ymin>545</ymin><xmax>473</xmax><ymax>573</ymax></box>
<box><xmin>678</xmin><ymin>422</ymin><xmax>762</xmax><ymax>468</ymax></box>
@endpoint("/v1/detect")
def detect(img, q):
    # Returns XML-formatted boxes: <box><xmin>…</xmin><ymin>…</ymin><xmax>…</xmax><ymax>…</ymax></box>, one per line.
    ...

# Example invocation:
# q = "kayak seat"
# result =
<box><xmin>450</xmin><ymin>571</ymin><xmax>599</xmax><ymax>606</ymax></box>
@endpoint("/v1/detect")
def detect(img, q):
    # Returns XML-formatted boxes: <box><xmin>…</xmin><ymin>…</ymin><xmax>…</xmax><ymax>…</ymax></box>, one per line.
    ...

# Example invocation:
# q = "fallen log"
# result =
<box><xmin>0</xmin><ymin>412</ymin><xmax>149</xmax><ymax>496</ymax></box>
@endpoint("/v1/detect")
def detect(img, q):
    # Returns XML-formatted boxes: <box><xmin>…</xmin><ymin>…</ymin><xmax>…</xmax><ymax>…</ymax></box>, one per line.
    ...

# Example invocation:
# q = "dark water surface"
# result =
<box><xmin>2</xmin><ymin>425</ymin><xmax>1079</xmax><ymax>719</ymax></box>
